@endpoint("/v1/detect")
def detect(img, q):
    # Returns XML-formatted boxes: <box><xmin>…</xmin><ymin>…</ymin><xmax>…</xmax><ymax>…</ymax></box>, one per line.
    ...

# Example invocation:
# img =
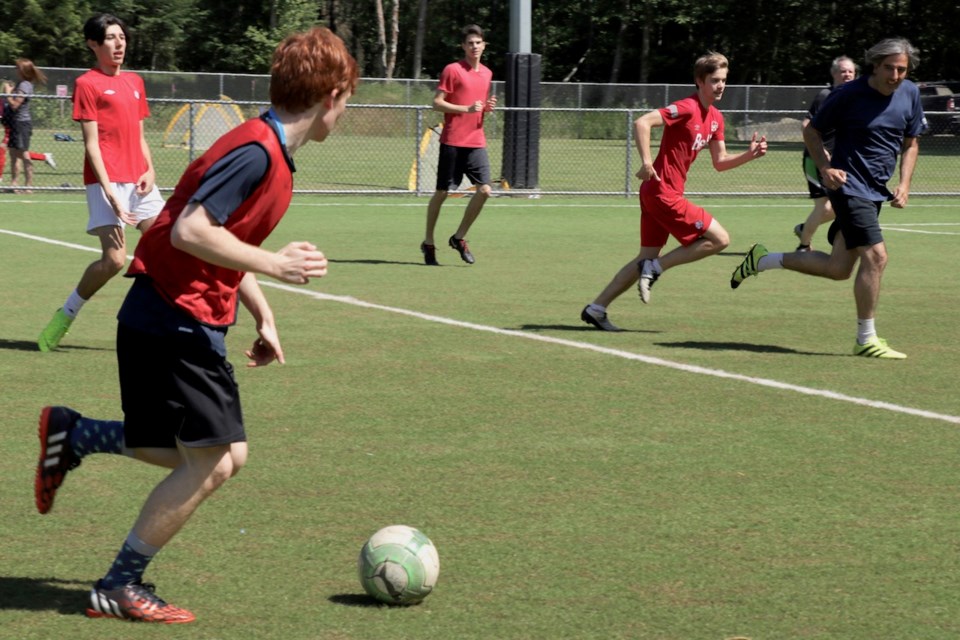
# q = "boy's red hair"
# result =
<box><xmin>270</xmin><ymin>27</ymin><xmax>359</xmax><ymax>113</ymax></box>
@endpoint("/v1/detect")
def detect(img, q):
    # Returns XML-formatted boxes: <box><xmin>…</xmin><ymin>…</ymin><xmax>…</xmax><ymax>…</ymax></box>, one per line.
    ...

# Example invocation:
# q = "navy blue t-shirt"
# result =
<box><xmin>811</xmin><ymin>76</ymin><xmax>924</xmax><ymax>201</ymax></box>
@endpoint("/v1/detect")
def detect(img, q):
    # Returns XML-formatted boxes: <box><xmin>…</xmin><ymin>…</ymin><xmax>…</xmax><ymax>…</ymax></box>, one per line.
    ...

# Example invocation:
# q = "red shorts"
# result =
<box><xmin>639</xmin><ymin>185</ymin><xmax>714</xmax><ymax>248</ymax></box>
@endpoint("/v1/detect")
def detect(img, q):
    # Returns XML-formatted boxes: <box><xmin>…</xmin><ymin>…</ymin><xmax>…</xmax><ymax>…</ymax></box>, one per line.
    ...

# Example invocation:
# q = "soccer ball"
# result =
<box><xmin>357</xmin><ymin>525</ymin><xmax>440</xmax><ymax>605</ymax></box>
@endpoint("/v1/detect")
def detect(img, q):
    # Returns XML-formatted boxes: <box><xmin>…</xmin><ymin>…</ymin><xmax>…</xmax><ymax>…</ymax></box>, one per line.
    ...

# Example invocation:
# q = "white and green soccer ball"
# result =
<box><xmin>357</xmin><ymin>525</ymin><xmax>440</xmax><ymax>605</ymax></box>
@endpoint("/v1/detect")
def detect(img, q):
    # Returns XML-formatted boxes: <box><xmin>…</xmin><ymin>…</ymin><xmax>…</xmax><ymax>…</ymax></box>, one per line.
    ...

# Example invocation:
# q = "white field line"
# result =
<box><xmin>4</xmin><ymin>227</ymin><xmax>960</xmax><ymax>426</ymax></box>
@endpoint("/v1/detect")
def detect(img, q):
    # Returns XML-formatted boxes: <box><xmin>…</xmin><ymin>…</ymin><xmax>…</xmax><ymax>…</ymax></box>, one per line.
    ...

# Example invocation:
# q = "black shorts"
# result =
<box><xmin>436</xmin><ymin>143</ymin><xmax>490</xmax><ymax>191</ymax></box>
<box><xmin>802</xmin><ymin>154</ymin><xmax>827</xmax><ymax>199</ymax></box>
<box><xmin>7</xmin><ymin>120</ymin><xmax>32</xmax><ymax>150</ymax></box>
<box><xmin>825</xmin><ymin>193</ymin><xmax>884</xmax><ymax>249</ymax></box>
<box><xmin>117</xmin><ymin>322</ymin><xmax>246</xmax><ymax>449</ymax></box>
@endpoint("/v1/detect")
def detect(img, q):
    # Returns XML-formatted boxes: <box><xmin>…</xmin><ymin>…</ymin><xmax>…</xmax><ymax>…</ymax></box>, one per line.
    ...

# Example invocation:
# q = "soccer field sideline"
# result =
<box><xmin>3</xmin><ymin>225</ymin><xmax>959</xmax><ymax>427</ymax></box>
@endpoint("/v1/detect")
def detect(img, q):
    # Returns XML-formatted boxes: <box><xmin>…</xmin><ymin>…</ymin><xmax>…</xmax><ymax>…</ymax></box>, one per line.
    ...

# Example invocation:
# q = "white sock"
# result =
<box><xmin>857</xmin><ymin>318</ymin><xmax>876</xmax><ymax>344</ymax></box>
<box><xmin>62</xmin><ymin>289</ymin><xmax>87</xmax><ymax>319</ymax></box>
<box><xmin>586</xmin><ymin>303</ymin><xmax>606</xmax><ymax>316</ymax></box>
<box><xmin>757</xmin><ymin>253</ymin><xmax>784</xmax><ymax>271</ymax></box>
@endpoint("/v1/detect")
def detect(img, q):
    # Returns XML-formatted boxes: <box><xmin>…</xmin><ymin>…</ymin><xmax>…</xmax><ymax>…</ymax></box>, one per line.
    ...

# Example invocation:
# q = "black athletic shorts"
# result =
<box><xmin>826</xmin><ymin>193</ymin><xmax>884</xmax><ymax>249</ymax></box>
<box><xmin>8</xmin><ymin>120</ymin><xmax>32</xmax><ymax>150</ymax></box>
<box><xmin>436</xmin><ymin>143</ymin><xmax>490</xmax><ymax>191</ymax></box>
<box><xmin>117</xmin><ymin>322</ymin><xmax>246</xmax><ymax>449</ymax></box>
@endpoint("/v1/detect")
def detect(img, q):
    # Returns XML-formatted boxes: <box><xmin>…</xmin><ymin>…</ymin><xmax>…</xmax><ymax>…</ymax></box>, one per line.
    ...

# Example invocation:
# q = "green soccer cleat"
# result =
<box><xmin>730</xmin><ymin>243</ymin><xmax>769</xmax><ymax>289</ymax></box>
<box><xmin>38</xmin><ymin>309</ymin><xmax>73</xmax><ymax>352</ymax></box>
<box><xmin>853</xmin><ymin>336</ymin><xmax>907</xmax><ymax>359</ymax></box>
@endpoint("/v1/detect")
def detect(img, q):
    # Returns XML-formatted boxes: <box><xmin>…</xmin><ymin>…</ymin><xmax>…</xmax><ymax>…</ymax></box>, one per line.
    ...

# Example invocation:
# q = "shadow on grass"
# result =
<box><xmin>519</xmin><ymin>324</ymin><xmax>661</xmax><ymax>334</ymax></box>
<box><xmin>0</xmin><ymin>576</ymin><xmax>89</xmax><ymax>615</ymax></box>
<box><xmin>328</xmin><ymin>258</ymin><xmax>426</xmax><ymax>266</ymax></box>
<box><xmin>656</xmin><ymin>340</ymin><xmax>840</xmax><ymax>356</ymax></box>
<box><xmin>0</xmin><ymin>338</ymin><xmax>108</xmax><ymax>353</ymax></box>
<box><xmin>328</xmin><ymin>593</ymin><xmax>391</xmax><ymax>607</ymax></box>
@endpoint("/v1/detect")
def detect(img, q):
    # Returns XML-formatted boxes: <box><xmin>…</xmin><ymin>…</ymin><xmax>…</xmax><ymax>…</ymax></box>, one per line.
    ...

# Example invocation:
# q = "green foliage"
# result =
<box><xmin>2</xmin><ymin>0</ymin><xmax>960</xmax><ymax>82</ymax></box>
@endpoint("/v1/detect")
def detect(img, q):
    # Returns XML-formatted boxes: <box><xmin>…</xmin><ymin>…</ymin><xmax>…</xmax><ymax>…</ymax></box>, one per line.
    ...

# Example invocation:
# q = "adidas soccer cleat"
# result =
<box><xmin>730</xmin><ymin>243</ymin><xmax>768</xmax><ymax>289</ymax></box>
<box><xmin>853</xmin><ymin>336</ymin><xmax>907</xmax><ymax>359</ymax></box>
<box><xmin>38</xmin><ymin>308</ymin><xmax>73</xmax><ymax>352</ymax></box>
<box><xmin>35</xmin><ymin>406</ymin><xmax>82</xmax><ymax>514</ymax></box>
<box><xmin>636</xmin><ymin>260</ymin><xmax>660</xmax><ymax>304</ymax></box>
<box><xmin>44</xmin><ymin>153</ymin><xmax>57</xmax><ymax>169</ymax></box>
<box><xmin>580</xmin><ymin>306</ymin><xmax>622</xmax><ymax>332</ymax></box>
<box><xmin>420</xmin><ymin>242</ymin><xmax>439</xmax><ymax>266</ymax></box>
<box><xmin>86</xmin><ymin>580</ymin><xmax>195</xmax><ymax>623</ymax></box>
<box><xmin>448</xmin><ymin>235</ymin><xmax>475</xmax><ymax>264</ymax></box>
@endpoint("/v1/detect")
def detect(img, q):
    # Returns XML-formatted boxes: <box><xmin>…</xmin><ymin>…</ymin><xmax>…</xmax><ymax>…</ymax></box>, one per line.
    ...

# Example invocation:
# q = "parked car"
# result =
<box><xmin>917</xmin><ymin>82</ymin><xmax>959</xmax><ymax>135</ymax></box>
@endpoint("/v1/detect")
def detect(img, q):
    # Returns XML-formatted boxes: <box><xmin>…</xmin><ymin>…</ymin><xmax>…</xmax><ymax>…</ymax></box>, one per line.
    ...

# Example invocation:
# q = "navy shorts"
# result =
<box><xmin>117</xmin><ymin>322</ymin><xmax>246</xmax><ymax>449</ymax></box>
<box><xmin>826</xmin><ymin>193</ymin><xmax>884</xmax><ymax>249</ymax></box>
<box><xmin>436</xmin><ymin>143</ymin><xmax>490</xmax><ymax>191</ymax></box>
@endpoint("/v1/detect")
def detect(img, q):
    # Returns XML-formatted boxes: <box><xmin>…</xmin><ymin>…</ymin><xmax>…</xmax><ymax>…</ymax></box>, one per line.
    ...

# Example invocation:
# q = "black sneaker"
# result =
<box><xmin>420</xmin><ymin>242</ymin><xmax>439</xmax><ymax>266</ymax></box>
<box><xmin>35</xmin><ymin>406</ymin><xmax>82</xmax><ymax>514</ymax></box>
<box><xmin>86</xmin><ymin>580</ymin><xmax>195</xmax><ymax>623</ymax></box>
<box><xmin>448</xmin><ymin>235</ymin><xmax>475</xmax><ymax>264</ymax></box>
<box><xmin>581</xmin><ymin>306</ymin><xmax>622</xmax><ymax>332</ymax></box>
<box><xmin>793</xmin><ymin>223</ymin><xmax>804</xmax><ymax>239</ymax></box>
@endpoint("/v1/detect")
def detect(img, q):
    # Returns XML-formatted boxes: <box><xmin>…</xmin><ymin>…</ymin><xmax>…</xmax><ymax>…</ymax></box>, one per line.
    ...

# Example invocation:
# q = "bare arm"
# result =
<box><xmin>709</xmin><ymin>133</ymin><xmax>767</xmax><ymax>172</ymax></box>
<box><xmin>170</xmin><ymin>202</ymin><xmax>328</xmax><ymax>284</ymax></box>
<box><xmin>634</xmin><ymin>109</ymin><xmax>664</xmax><ymax>182</ymax></box>
<box><xmin>432</xmin><ymin>89</ymin><xmax>496</xmax><ymax>115</ymax></box>
<box><xmin>891</xmin><ymin>135</ymin><xmax>919</xmax><ymax>209</ymax></box>
<box><xmin>136</xmin><ymin>120</ymin><xmax>157</xmax><ymax>195</ymax></box>
<box><xmin>803</xmin><ymin>123</ymin><xmax>846</xmax><ymax>190</ymax></box>
<box><xmin>238</xmin><ymin>271</ymin><xmax>284</xmax><ymax>366</ymax></box>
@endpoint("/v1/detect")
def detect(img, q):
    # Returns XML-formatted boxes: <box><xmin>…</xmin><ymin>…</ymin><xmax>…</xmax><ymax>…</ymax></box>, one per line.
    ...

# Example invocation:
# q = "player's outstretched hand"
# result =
<box><xmin>275</xmin><ymin>241</ymin><xmax>327</xmax><ymax>284</ymax></box>
<box><xmin>749</xmin><ymin>132</ymin><xmax>768</xmax><ymax>157</ymax></box>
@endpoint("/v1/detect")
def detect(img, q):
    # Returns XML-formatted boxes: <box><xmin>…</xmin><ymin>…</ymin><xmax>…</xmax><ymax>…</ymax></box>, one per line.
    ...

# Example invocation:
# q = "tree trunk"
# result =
<box><xmin>385</xmin><ymin>0</ymin><xmax>400</xmax><ymax>78</ymax></box>
<box><xmin>375</xmin><ymin>0</ymin><xmax>387</xmax><ymax>76</ymax></box>
<box><xmin>412</xmin><ymin>0</ymin><xmax>428</xmax><ymax>79</ymax></box>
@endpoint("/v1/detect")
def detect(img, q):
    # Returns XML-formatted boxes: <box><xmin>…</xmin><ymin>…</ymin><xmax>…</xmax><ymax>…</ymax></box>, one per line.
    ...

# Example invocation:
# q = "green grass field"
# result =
<box><xmin>1</xmin><ymin>194</ymin><xmax>959</xmax><ymax>639</ymax></box>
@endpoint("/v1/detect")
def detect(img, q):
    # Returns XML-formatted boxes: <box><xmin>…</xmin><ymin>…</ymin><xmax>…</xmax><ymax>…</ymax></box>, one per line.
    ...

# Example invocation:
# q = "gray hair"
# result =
<box><xmin>864</xmin><ymin>38</ymin><xmax>920</xmax><ymax>73</ymax></box>
<box><xmin>830</xmin><ymin>55</ymin><xmax>857</xmax><ymax>75</ymax></box>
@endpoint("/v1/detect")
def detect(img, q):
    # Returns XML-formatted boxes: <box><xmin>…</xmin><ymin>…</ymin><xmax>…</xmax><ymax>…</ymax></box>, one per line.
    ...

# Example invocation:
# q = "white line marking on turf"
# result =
<box><xmin>261</xmin><ymin>282</ymin><xmax>960</xmax><ymax>426</ymax></box>
<box><xmin>4</xmin><ymin>226</ymin><xmax>959</xmax><ymax>426</ymax></box>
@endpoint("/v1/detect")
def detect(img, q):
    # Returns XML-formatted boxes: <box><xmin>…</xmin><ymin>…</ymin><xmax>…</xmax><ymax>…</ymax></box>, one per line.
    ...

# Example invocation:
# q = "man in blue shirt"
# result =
<box><xmin>731</xmin><ymin>38</ymin><xmax>923</xmax><ymax>359</ymax></box>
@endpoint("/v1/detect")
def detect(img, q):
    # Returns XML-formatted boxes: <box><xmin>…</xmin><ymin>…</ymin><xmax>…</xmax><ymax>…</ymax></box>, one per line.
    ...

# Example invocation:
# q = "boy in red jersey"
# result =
<box><xmin>421</xmin><ymin>24</ymin><xmax>497</xmax><ymax>265</ymax></box>
<box><xmin>581</xmin><ymin>52</ymin><xmax>768</xmax><ymax>331</ymax></box>
<box><xmin>38</xmin><ymin>13</ymin><xmax>164</xmax><ymax>351</ymax></box>
<box><xmin>35</xmin><ymin>27</ymin><xmax>358</xmax><ymax>622</ymax></box>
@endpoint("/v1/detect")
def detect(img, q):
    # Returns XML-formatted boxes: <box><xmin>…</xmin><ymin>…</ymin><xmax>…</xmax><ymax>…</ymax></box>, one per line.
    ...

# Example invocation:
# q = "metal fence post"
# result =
<box><xmin>625</xmin><ymin>110</ymin><xmax>634</xmax><ymax>198</ymax></box>
<box><xmin>415</xmin><ymin>108</ymin><xmax>424</xmax><ymax>196</ymax></box>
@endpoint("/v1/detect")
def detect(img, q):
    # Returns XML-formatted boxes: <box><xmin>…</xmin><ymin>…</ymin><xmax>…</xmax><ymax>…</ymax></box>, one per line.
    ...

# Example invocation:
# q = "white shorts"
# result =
<box><xmin>85</xmin><ymin>182</ymin><xmax>165</xmax><ymax>234</ymax></box>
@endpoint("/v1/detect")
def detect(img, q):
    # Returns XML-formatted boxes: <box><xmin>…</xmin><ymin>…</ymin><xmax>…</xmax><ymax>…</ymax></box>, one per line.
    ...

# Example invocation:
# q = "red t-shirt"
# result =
<box><xmin>437</xmin><ymin>60</ymin><xmax>493</xmax><ymax>148</ymax></box>
<box><xmin>646</xmin><ymin>94</ymin><xmax>724</xmax><ymax>196</ymax></box>
<box><xmin>73</xmin><ymin>69</ymin><xmax>150</xmax><ymax>185</ymax></box>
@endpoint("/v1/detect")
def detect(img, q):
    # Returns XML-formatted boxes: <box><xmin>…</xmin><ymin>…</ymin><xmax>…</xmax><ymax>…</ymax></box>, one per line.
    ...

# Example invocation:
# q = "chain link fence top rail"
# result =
<box><xmin>3</xmin><ymin>69</ymin><xmax>958</xmax><ymax>197</ymax></box>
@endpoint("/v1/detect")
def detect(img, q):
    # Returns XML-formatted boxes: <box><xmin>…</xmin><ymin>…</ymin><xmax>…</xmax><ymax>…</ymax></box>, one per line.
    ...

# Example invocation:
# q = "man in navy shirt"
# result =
<box><xmin>731</xmin><ymin>38</ymin><xmax>923</xmax><ymax>359</ymax></box>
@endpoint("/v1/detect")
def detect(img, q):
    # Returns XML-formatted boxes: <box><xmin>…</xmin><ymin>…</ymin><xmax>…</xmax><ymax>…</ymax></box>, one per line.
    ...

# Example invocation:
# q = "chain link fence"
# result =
<box><xmin>3</xmin><ymin>68</ymin><xmax>958</xmax><ymax>197</ymax></box>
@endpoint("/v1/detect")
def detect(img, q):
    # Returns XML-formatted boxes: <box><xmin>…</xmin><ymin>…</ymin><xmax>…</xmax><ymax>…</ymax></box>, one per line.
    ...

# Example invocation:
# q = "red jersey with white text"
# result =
<box><xmin>437</xmin><ymin>59</ymin><xmax>493</xmax><ymax>148</ymax></box>
<box><xmin>127</xmin><ymin>117</ymin><xmax>293</xmax><ymax>326</ymax></box>
<box><xmin>73</xmin><ymin>69</ymin><xmax>150</xmax><ymax>185</ymax></box>
<box><xmin>644</xmin><ymin>94</ymin><xmax>724</xmax><ymax>196</ymax></box>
